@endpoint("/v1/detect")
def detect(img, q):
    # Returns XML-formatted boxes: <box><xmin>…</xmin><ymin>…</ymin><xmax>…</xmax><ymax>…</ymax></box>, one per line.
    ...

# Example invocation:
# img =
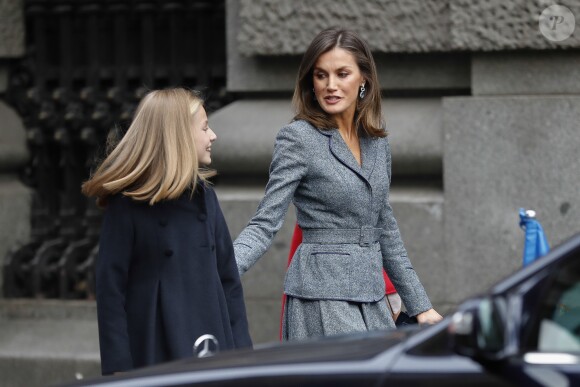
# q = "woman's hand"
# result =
<box><xmin>415</xmin><ymin>308</ymin><xmax>443</xmax><ymax>325</ymax></box>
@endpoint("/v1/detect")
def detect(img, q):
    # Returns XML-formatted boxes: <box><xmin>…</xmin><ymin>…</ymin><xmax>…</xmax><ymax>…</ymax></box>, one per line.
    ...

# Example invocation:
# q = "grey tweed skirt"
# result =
<box><xmin>281</xmin><ymin>295</ymin><xmax>396</xmax><ymax>341</ymax></box>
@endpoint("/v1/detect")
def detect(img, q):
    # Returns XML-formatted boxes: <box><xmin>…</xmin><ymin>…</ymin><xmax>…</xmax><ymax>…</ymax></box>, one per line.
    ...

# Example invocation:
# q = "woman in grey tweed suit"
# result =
<box><xmin>234</xmin><ymin>27</ymin><xmax>442</xmax><ymax>341</ymax></box>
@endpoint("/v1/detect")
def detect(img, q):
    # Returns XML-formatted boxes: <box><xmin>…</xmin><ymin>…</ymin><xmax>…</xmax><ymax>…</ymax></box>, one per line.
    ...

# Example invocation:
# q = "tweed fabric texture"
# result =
<box><xmin>282</xmin><ymin>295</ymin><xmax>395</xmax><ymax>341</ymax></box>
<box><xmin>234</xmin><ymin>120</ymin><xmax>432</xmax><ymax>316</ymax></box>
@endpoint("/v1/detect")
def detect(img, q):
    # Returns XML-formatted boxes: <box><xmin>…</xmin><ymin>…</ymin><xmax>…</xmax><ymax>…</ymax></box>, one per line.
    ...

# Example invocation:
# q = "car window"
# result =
<box><xmin>536</xmin><ymin>256</ymin><xmax>580</xmax><ymax>352</ymax></box>
<box><xmin>477</xmin><ymin>297</ymin><xmax>506</xmax><ymax>352</ymax></box>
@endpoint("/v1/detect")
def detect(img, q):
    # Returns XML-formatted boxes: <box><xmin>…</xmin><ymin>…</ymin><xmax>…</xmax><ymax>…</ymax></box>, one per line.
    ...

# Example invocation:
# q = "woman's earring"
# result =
<box><xmin>359</xmin><ymin>84</ymin><xmax>366</xmax><ymax>99</ymax></box>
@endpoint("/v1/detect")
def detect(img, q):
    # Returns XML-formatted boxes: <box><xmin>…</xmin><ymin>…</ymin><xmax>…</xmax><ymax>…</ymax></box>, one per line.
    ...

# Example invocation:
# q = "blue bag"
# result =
<box><xmin>519</xmin><ymin>208</ymin><xmax>550</xmax><ymax>267</ymax></box>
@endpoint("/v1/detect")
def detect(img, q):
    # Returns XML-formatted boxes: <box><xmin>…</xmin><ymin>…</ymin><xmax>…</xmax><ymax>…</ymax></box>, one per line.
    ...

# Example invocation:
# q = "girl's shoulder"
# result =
<box><xmin>175</xmin><ymin>183</ymin><xmax>216</xmax><ymax>204</ymax></box>
<box><xmin>101</xmin><ymin>194</ymin><xmax>140</xmax><ymax>219</ymax></box>
<box><xmin>106</xmin><ymin>193</ymin><xmax>134</xmax><ymax>209</ymax></box>
<box><xmin>186</xmin><ymin>183</ymin><xmax>219</xmax><ymax>212</ymax></box>
<box><xmin>106</xmin><ymin>193</ymin><xmax>155</xmax><ymax>214</ymax></box>
<box><xmin>200</xmin><ymin>183</ymin><xmax>218</xmax><ymax>203</ymax></box>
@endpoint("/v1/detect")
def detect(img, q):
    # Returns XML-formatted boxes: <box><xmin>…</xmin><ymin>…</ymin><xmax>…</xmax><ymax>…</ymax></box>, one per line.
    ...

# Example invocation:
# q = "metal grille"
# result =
<box><xmin>3</xmin><ymin>0</ymin><xmax>229</xmax><ymax>299</ymax></box>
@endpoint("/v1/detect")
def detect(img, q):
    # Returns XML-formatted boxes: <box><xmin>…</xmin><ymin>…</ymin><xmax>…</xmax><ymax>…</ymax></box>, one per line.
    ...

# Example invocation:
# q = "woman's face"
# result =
<box><xmin>193</xmin><ymin>106</ymin><xmax>217</xmax><ymax>165</ymax></box>
<box><xmin>312</xmin><ymin>47</ymin><xmax>365</xmax><ymax>121</ymax></box>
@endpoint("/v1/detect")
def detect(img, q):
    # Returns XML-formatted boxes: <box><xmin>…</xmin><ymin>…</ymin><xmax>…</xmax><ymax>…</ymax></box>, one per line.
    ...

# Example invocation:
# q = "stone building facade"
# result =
<box><xmin>213</xmin><ymin>0</ymin><xmax>580</xmax><ymax>343</ymax></box>
<box><xmin>0</xmin><ymin>0</ymin><xmax>579</xmax><ymax>385</ymax></box>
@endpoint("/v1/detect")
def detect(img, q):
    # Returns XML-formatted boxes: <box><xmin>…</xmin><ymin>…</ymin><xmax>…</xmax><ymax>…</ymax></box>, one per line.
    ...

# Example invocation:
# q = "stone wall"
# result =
<box><xmin>451</xmin><ymin>0</ymin><xmax>580</xmax><ymax>50</ymax></box>
<box><xmin>237</xmin><ymin>0</ymin><xmax>452</xmax><ymax>55</ymax></box>
<box><xmin>0</xmin><ymin>0</ymin><xmax>25</xmax><ymax>58</ymax></box>
<box><xmin>227</xmin><ymin>0</ymin><xmax>472</xmax><ymax>92</ymax></box>
<box><xmin>236</xmin><ymin>0</ymin><xmax>580</xmax><ymax>55</ymax></box>
<box><xmin>443</xmin><ymin>76</ymin><xmax>580</xmax><ymax>304</ymax></box>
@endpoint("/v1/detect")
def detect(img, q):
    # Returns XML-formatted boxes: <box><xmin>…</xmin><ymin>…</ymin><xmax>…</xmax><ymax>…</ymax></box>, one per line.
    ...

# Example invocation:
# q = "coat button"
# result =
<box><xmin>198</xmin><ymin>214</ymin><xmax>207</xmax><ymax>221</ymax></box>
<box><xmin>159</xmin><ymin>220</ymin><xmax>167</xmax><ymax>227</ymax></box>
<box><xmin>211</xmin><ymin>245</ymin><xmax>215</xmax><ymax>252</ymax></box>
<box><xmin>165</xmin><ymin>249</ymin><xmax>173</xmax><ymax>257</ymax></box>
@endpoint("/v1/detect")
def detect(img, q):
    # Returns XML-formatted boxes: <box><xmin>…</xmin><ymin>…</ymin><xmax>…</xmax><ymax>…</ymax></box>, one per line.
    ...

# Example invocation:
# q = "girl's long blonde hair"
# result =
<box><xmin>82</xmin><ymin>88</ymin><xmax>215</xmax><ymax>206</ymax></box>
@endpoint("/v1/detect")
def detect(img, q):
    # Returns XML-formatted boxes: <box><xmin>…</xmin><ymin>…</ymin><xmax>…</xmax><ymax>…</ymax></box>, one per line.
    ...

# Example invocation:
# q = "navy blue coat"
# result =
<box><xmin>96</xmin><ymin>185</ymin><xmax>252</xmax><ymax>375</ymax></box>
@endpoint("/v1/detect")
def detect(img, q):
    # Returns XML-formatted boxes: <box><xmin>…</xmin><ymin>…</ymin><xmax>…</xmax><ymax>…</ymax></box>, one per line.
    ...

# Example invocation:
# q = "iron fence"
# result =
<box><xmin>4</xmin><ymin>0</ymin><xmax>229</xmax><ymax>299</ymax></box>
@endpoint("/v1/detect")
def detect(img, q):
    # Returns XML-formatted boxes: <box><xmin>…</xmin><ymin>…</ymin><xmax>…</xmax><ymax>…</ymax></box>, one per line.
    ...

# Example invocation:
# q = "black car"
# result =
<box><xmin>61</xmin><ymin>233</ymin><xmax>580</xmax><ymax>387</ymax></box>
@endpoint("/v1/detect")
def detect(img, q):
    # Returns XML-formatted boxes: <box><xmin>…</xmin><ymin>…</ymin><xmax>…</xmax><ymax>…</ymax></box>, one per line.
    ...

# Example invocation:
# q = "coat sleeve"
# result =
<box><xmin>234</xmin><ymin>123</ymin><xmax>308</xmax><ymax>274</ymax></box>
<box><xmin>378</xmin><ymin>138</ymin><xmax>432</xmax><ymax>317</ymax></box>
<box><xmin>96</xmin><ymin>195</ymin><xmax>134</xmax><ymax>374</ymax></box>
<box><xmin>211</xmin><ymin>190</ymin><xmax>253</xmax><ymax>348</ymax></box>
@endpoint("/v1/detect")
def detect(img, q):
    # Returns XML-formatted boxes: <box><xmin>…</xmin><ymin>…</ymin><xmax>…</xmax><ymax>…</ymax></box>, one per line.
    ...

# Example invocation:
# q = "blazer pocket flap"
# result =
<box><xmin>304</xmin><ymin>251</ymin><xmax>352</xmax><ymax>298</ymax></box>
<box><xmin>284</xmin><ymin>244</ymin><xmax>384</xmax><ymax>302</ymax></box>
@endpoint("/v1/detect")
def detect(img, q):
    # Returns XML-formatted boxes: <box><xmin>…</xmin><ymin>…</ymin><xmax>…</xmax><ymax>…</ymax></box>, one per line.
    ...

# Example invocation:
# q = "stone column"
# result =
<box><xmin>0</xmin><ymin>0</ymin><xmax>30</xmax><ymax>296</ymax></box>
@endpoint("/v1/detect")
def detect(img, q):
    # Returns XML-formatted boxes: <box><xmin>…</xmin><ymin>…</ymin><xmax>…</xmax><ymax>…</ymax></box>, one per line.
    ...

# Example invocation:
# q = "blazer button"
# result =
<box><xmin>198</xmin><ymin>214</ymin><xmax>207</xmax><ymax>221</ymax></box>
<box><xmin>211</xmin><ymin>245</ymin><xmax>215</xmax><ymax>252</ymax></box>
<box><xmin>159</xmin><ymin>220</ymin><xmax>168</xmax><ymax>227</ymax></box>
<box><xmin>165</xmin><ymin>249</ymin><xmax>173</xmax><ymax>257</ymax></box>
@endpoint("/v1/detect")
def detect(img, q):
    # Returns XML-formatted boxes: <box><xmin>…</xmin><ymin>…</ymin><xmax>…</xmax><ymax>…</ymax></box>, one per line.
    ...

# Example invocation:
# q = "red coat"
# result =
<box><xmin>280</xmin><ymin>223</ymin><xmax>397</xmax><ymax>339</ymax></box>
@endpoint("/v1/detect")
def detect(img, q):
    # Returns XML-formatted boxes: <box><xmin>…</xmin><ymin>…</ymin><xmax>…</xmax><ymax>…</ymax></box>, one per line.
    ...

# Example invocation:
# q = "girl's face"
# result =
<box><xmin>312</xmin><ymin>47</ymin><xmax>365</xmax><ymax>121</ymax></box>
<box><xmin>193</xmin><ymin>106</ymin><xmax>217</xmax><ymax>165</ymax></box>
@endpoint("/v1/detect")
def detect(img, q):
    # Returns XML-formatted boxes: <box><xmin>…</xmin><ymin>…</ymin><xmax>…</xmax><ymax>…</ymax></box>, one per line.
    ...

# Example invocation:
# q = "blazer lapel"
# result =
<box><xmin>328</xmin><ymin>129</ymin><xmax>364</xmax><ymax>178</ymax></box>
<box><xmin>360</xmin><ymin>136</ymin><xmax>378</xmax><ymax>182</ymax></box>
<box><xmin>320</xmin><ymin>128</ymin><xmax>378</xmax><ymax>184</ymax></box>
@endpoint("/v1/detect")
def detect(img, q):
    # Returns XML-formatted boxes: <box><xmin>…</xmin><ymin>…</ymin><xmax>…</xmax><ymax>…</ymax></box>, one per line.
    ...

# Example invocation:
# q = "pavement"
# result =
<box><xmin>0</xmin><ymin>300</ymin><xmax>100</xmax><ymax>387</ymax></box>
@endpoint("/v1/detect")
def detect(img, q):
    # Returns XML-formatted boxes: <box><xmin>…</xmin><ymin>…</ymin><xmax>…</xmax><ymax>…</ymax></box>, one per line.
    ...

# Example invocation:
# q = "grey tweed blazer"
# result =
<box><xmin>234</xmin><ymin>120</ymin><xmax>432</xmax><ymax>316</ymax></box>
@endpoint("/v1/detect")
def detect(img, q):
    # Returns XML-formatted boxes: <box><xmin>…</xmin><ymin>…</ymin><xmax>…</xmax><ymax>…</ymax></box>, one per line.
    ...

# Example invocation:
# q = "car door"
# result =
<box><xmin>503</xmin><ymin>244</ymin><xmax>580</xmax><ymax>386</ymax></box>
<box><xmin>383</xmin><ymin>322</ymin><xmax>515</xmax><ymax>387</ymax></box>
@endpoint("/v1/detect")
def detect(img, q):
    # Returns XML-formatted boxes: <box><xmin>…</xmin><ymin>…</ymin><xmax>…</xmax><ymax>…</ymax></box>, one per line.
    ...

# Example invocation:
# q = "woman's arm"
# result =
<box><xmin>234</xmin><ymin>123</ymin><xmax>308</xmax><ymax>274</ymax></box>
<box><xmin>378</xmin><ymin>139</ymin><xmax>433</xmax><ymax>317</ymax></box>
<box><xmin>96</xmin><ymin>196</ymin><xmax>134</xmax><ymax>375</ymax></box>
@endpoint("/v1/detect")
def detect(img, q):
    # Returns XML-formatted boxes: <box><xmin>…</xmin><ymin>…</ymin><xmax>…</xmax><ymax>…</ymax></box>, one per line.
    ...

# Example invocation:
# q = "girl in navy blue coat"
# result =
<box><xmin>82</xmin><ymin>88</ymin><xmax>252</xmax><ymax>375</ymax></box>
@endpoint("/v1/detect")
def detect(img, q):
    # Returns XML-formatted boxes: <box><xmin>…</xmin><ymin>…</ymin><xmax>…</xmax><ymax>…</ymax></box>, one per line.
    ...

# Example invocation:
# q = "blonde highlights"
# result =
<box><xmin>82</xmin><ymin>88</ymin><xmax>215</xmax><ymax>206</ymax></box>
